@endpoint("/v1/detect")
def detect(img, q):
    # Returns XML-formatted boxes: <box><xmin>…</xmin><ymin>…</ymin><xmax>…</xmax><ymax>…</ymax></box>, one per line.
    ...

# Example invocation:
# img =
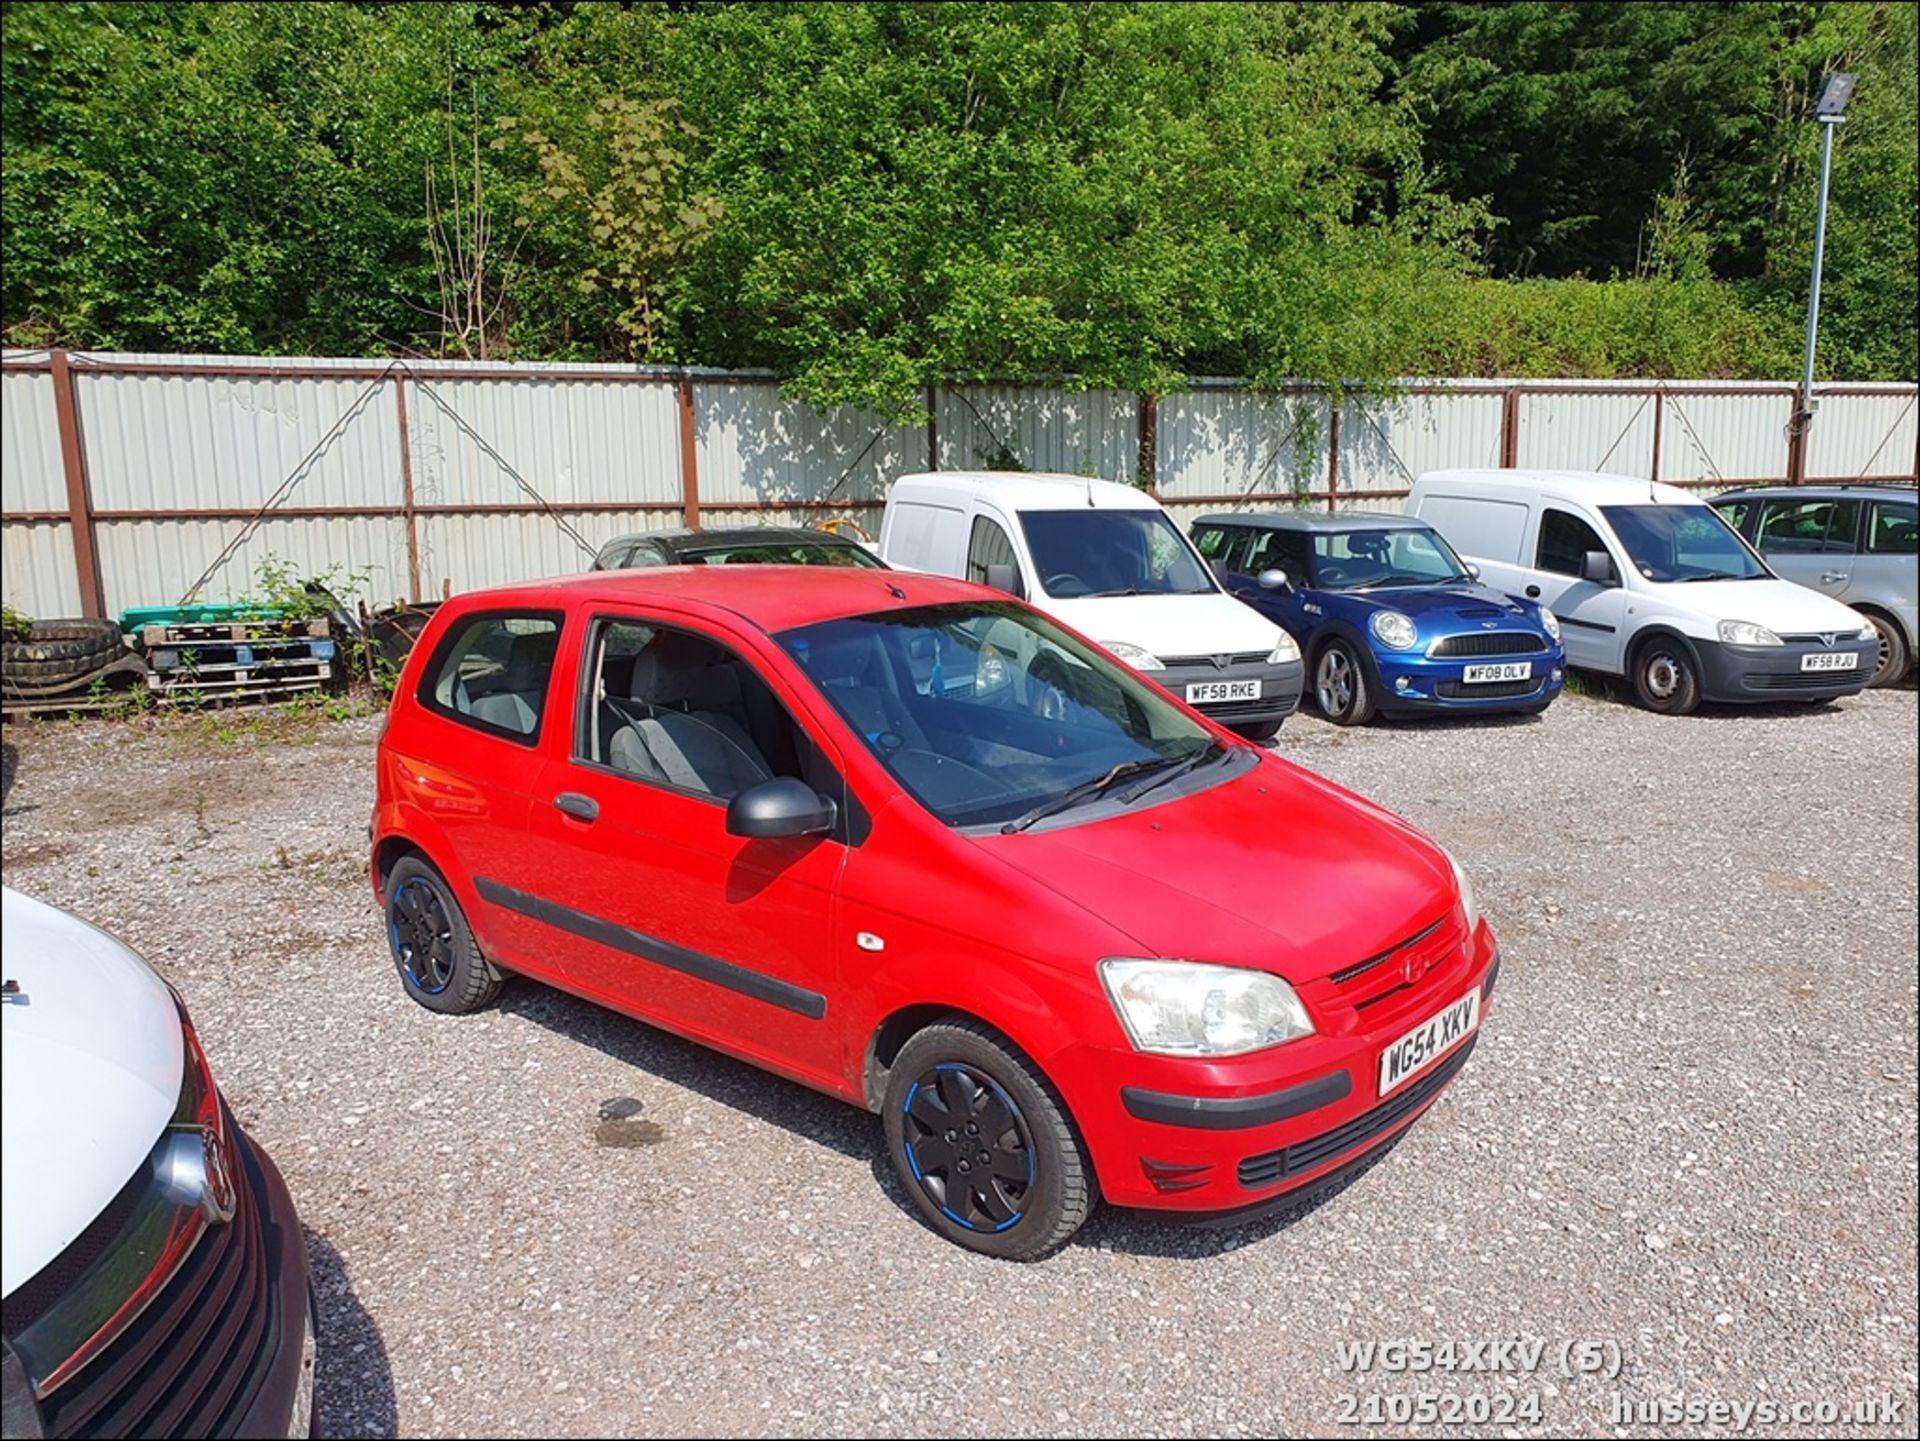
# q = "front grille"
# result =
<box><xmin>1745</xmin><ymin>669</ymin><xmax>1862</xmax><ymax>691</ymax></box>
<box><xmin>38</xmin><ymin>1132</ymin><xmax>276</xmax><ymax>1440</ymax></box>
<box><xmin>1187</xmin><ymin>695</ymin><xmax>1277</xmax><ymax>716</ymax></box>
<box><xmin>1435</xmin><ymin>677</ymin><xmax>1542</xmax><ymax>699</ymax></box>
<box><xmin>1428</xmin><ymin>632</ymin><xmax>1548</xmax><ymax>658</ymax></box>
<box><xmin>1160</xmin><ymin>651</ymin><xmax>1269</xmax><ymax>669</ymax></box>
<box><xmin>1329</xmin><ymin>917</ymin><xmax>1444</xmax><ymax>987</ymax></box>
<box><xmin>1</xmin><ymin>1167</ymin><xmax>147</xmax><ymax>1339</ymax></box>
<box><xmin>1238</xmin><ymin>1037</ymin><xmax>1477</xmax><ymax>1190</ymax></box>
<box><xmin>1778</xmin><ymin>633</ymin><xmax>1857</xmax><ymax>644</ymax></box>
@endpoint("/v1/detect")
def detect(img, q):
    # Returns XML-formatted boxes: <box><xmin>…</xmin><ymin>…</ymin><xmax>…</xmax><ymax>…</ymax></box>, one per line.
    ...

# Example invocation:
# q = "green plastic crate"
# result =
<box><xmin>118</xmin><ymin>602</ymin><xmax>285</xmax><ymax>634</ymax></box>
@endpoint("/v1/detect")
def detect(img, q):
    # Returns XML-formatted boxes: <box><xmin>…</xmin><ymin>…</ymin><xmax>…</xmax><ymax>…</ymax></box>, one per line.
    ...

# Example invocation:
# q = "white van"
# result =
<box><xmin>879</xmin><ymin>471</ymin><xmax>1303</xmax><ymax>737</ymax></box>
<box><xmin>1405</xmin><ymin>469</ymin><xmax>1878</xmax><ymax>714</ymax></box>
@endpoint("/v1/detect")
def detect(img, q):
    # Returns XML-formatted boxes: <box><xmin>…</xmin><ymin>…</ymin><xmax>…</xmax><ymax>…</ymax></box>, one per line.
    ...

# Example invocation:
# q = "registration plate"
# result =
<box><xmin>1800</xmin><ymin>651</ymin><xmax>1858</xmax><ymax>672</ymax></box>
<box><xmin>1461</xmin><ymin>661</ymin><xmax>1534</xmax><ymax>684</ymax></box>
<box><xmin>1378</xmin><ymin>989</ymin><xmax>1481</xmax><ymax>1097</ymax></box>
<box><xmin>1186</xmin><ymin>680</ymin><xmax>1261</xmax><ymax>703</ymax></box>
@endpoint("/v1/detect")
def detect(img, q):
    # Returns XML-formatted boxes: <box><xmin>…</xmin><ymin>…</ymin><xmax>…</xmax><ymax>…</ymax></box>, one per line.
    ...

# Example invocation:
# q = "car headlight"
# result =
<box><xmin>1266</xmin><ymin>630</ymin><xmax>1301</xmax><ymax>664</ymax></box>
<box><xmin>1539</xmin><ymin>607</ymin><xmax>1562</xmax><ymax>642</ymax></box>
<box><xmin>1369</xmin><ymin>611</ymin><xmax>1418</xmax><ymax>651</ymax></box>
<box><xmin>1101</xmin><ymin>640</ymin><xmax>1163</xmax><ymax>671</ymax></box>
<box><xmin>1856</xmin><ymin>620</ymin><xmax>1878</xmax><ymax>641</ymax></box>
<box><xmin>1447</xmin><ymin>849</ymin><xmax>1481</xmax><ymax>931</ymax></box>
<box><xmin>1098</xmin><ymin>958</ymin><xmax>1314</xmax><ymax>1056</ymax></box>
<box><xmin>1717</xmin><ymin>620</ymin><xmax>1782</xmax><ymax>647</ymax></box>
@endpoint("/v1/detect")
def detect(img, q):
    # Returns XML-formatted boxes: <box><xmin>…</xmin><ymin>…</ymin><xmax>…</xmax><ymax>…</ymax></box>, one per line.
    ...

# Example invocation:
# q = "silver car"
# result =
<box><xmin>1712</xmin><ymin>485</ymin><xmax>1918</xmax><ymax>687</ymax></box>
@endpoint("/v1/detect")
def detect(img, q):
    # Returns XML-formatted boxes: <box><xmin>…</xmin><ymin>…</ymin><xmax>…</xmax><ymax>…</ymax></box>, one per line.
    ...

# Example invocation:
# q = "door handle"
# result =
<box><xmin>1525</xmin><ymin>585</ymin><xmax>1541</xmax><ymax>599</ymax></box>
<box><xmin>553</xmin><ymin>792</ymin><xmax>599</xmax><ymax>822</ymax></box>
<box><xmin>1820</xmin><ymin>571</ymin><xmax>1846</xmax><ymax>584</ymax></box>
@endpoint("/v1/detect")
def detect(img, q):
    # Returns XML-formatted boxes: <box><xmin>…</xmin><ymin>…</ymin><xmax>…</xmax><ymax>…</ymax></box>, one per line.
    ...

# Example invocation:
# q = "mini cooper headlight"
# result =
<box><xmin>1717</xmin><ymin>620</ymin><xmax>1783</xmax><ymax>647</ymax></box>
<box><xmin>1098</xmin><ymin>958</ymin><xmax>1314</xmax><ymax>1056</ymax></box>
<box><xmin>1446</xmin><ymin>849</ymin><xmax>1481</xmax><ymax>931</ymax></box>
<box><xmin>1266</xmin><ymin>631</ymin><xmax>1301</xmax><ymax>664</ymax></box>
<box><xmin>1539</xmin><ymin>607</ymin><xmax>1562</xmax><ymax>642</ymax></box>
<box><xmin>1100</xmin><ymin>640</ymin><xmax>1164</xmax><ymax>671</ymax></box>
<box><xmin>1369</xmin><ymin>611</ymin><xmax>1419</xmax><ymax>651</ymax></box>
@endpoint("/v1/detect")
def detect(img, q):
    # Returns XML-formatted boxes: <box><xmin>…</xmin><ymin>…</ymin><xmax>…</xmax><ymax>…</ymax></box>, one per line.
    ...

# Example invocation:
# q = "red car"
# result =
<box><xmin>371</xmin><ymin>567</ymin><xmax>1497</xmax><ymax>1259</ymax></box>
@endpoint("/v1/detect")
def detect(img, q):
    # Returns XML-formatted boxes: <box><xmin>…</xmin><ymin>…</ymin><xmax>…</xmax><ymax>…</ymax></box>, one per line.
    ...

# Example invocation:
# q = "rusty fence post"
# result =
<box><xmin>1137</xmin><ymin>393</ymin><xmax>1158</xmax><ymax>493</ymax></box>
<box><xmin>1785</xmin><ymin>393</ymin><xmax>1808</xmax><ymax>485</ymax></box>
<box><xmin>1649</xmin><ymin>390</ymin><xmax>1664</xmax><ymax>484</ymax></box>
<box><xmin>1500</xmin><ymin>387</ymin><xmax>1521</xmax><ymax>468</ymax></box>
<box><xmin>926</xmin><ymin>384</ymin><xmax>939</xmax><ymax>471</ymax></box>
<box><xmin>48</xmin><ymin>349</ymin><xmax>106</xmax><ymax>618</ymax></box>
<box><xmin>677</xmin><ymin>378</ymin><xmax>700</xmax><ymax>527</ymax></box>
<box><xmin>393</xmin><ymin>373</ymin><xmax>422</xmax><ymax>602</ymax></box>
<box><xmin>1325</xmin><ymin>400</ymin><xmax>1341</xmax><ymax>512</ymax></box>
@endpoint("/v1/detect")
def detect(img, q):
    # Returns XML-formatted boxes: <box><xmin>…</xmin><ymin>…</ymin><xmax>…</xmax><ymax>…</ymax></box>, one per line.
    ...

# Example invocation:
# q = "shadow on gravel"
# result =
<box><xmin>1</xmin><ymin>741</ymin><xmax>17</xmax><ymax>807</ymax></box>
<box><xmin>499</xmin><ymin>986</ymin><xmax>874</xmax><ymax>1162</ymax></box>
<box><xmin>1563</xmin><ymin>668</ymin><xmax>1876</xmax><ymax>719</ymax></box>
<box><xmin>307</xmin><ymin>1233</ymin><xmax>397</xmax><ymax>1439</ymax></box>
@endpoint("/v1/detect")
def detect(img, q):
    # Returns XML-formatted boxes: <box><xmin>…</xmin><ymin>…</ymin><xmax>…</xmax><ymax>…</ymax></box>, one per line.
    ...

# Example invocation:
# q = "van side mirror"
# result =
<box><xmin>1256</xmin><ymin>569</ymin><xmax>1292</xmax><ymax>593</ymax></box>
<box><xmin>984</xmin><ymin>562</ymin><xmax>1024</xmax><ymax>599</ymax></box>
<box><xmin>1581</xmin><ymin>550</ymin><xmax>1617</xmax><ymax>585</ymax></box>
<box><xmin>725</xmin><ymin>777</ymin><xmax>837</xmax><ymax>839</ymax></box>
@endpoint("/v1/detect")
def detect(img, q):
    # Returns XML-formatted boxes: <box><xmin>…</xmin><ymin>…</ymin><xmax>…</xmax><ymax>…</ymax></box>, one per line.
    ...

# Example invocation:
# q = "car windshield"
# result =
<box><xmin>778</xmin><ymin>602</ymin><xmax>1238</xmax><ymax>831</ymax></box>
<box><xmin>1019</xmin><ymin>510</ymin><xmax>1215</xmax><ymax>598</ymax></box>
<box><xmin>1600</xmin><ymin>505</ymin><xmax>1767</xmax><ymax>583</ymax></box>
<box><xmin>683</xmin><ymin>540</ymin><xmax>883</xmax><ymax>569</ymax></box>
<box><xmin>1310</xmin><ymin>526</ymin><xmax>1470</xmax><ymax>590</ymax></box>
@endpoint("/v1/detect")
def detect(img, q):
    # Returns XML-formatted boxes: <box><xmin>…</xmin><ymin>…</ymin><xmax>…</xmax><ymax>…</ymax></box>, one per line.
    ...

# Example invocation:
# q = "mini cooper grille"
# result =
<box><xmin>36</xmin><ymin>1132</ymin><xmax>274</xmax><ymax>1440</ymax></box>
<box><xmin>1237</xmin><ymin>1038</ymin><xmax>1477</xmax><ymax>1190</ymax></box>
<box><xmin>1428</xmin><ymin>632</ymin><xmax>1548</xmax><ymax>658</ymax></box>
<box><xmin>1436</xmin><ymin>677</ymin><xmax>1543</xmax><ymax>699</ymax></box>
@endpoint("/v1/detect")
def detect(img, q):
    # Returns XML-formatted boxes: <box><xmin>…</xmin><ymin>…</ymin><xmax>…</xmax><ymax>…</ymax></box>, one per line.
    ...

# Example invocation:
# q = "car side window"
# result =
<box><xmin>580</xmin><ymin>618</ymin><xmax>831</xmax><ymax>805</ymax></box>
<box><xmin>420</xmin><ymin>612</ymin><xmax>563</xmax><ymax>744</ymax></box>
<box><xmin>1714</xmin><ymin>500</ymin><xmax>1752</xmax><ymax>536</ymax></box>
<box><xmin>1757</xmin><ymin>499</ymin><xmax>1861</xmax><ymax>554</ymax></box>
<box><xmin>1242</xmin><ymin>529</ymin><xmax>1310</xmax><ymax>582</ymax></box>
<box><xmin>1866</xmin><ymin>501</ymin><xmax>1918</xmax><ymax>555</ymax></box>
<box><xmin>594</xmin><ymin>544</ymin><xmax>632</xmax><ymax>571</ymax></box>
<box><xmin>622</xmin><ymin>542</ymin><xmax>669</xmax><ymax>569</ymax></box>
<box><xmin>1536</xmin><ymin>508</ymin><xmax>1609</xmax><ymax>577</ymax></box>
<box><xmin>1191</xmin><ymin>525</ymin><xmax>1230</xmax><ymax>561</ymax></box>
<box><xmin>966</xmin><ymin>515</ymin><xmax>1020</xmax><ymax>586</ymax></box>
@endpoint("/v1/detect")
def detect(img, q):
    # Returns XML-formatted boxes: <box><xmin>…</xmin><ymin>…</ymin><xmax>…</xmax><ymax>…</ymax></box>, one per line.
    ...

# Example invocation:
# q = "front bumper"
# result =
<box><xmin>1694</xmin><ymin>636</ymin><xmax>1877</xmax><ymax>703</ymax></box>
<box><xmin>1369</xmin><ymin>645</ymin><xmax>1567</xmax><ymax>714</ymax></box>
<box><xmin>1049</xmin><ymin>918</ymin><xmax>1499</xmax><ymax>1214</ymax></box>
<box><xmin>1155</xmin><ymin>657</ymin><xmax>1304</xmax><ymax>726</ymax></box>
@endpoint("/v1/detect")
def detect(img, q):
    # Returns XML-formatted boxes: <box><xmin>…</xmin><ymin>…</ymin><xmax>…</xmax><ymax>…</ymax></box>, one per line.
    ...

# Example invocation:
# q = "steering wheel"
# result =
<box><xmin>1043</xmin><ymin>572</ymin><xmax>1089</xmax><ymax>595</ymax></box>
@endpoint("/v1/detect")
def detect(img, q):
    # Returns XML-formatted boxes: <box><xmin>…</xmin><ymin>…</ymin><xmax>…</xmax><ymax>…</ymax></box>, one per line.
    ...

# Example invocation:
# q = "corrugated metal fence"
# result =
<box><xmin>2</xmin><ymin>349</ymin><xmax>1914</xmax><ymax>619</ymax></box>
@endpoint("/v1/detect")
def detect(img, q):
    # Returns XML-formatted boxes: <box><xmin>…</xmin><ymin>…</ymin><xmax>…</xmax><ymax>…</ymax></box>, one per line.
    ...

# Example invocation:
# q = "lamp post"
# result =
<box><xmin>1788</xmin><ymin>71</ymin><xmax>1857</xmax><ymax>485</ymax></box>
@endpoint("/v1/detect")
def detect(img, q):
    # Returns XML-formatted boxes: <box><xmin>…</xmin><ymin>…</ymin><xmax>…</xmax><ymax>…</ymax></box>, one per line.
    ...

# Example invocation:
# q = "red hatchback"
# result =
<box><xmin>372</xmin><ymin>566</ymin><xmax>1497</xmax><ymax>1259</ymax></box>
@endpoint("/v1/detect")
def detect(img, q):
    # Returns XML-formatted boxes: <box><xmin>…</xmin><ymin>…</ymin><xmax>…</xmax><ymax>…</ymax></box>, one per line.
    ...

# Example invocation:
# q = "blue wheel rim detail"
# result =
<box><xmin>902</xmin><ymin>1062</ymin><xmax>1036</xmax><ymax>1233</ymax></box>
<box><xmin>389</xmin><ymin>878</ymin><xmax>455</xmax><ymax>995</ymax></box>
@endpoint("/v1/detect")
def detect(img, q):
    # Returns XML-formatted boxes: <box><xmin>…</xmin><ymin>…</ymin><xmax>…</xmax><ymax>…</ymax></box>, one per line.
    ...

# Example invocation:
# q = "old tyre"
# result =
<box><xmin>884</xmin><ymin>1020</ymin><xmax>1093</xmax><ymax>1261</ymax></box>
<box><xmin>383</xmin><ymin>856</ymin><xmax>502</xmax><ymax>1015</ymax></box>
<box><xmin>3</xmin><ymin>618</ymin><xmax>121</xmax><ymax>672</ymax></box>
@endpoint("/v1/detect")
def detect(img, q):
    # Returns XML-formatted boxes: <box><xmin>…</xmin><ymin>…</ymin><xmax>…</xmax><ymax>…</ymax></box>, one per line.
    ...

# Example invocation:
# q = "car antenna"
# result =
<box><xmin>886</xmin><ymin>582</ymin><xmax>907</xmax><ymax>600</ymax></box>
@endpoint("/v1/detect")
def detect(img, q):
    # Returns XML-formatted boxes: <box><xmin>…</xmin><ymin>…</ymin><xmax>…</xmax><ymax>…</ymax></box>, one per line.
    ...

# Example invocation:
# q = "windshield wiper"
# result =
<box><xmin>999</xmin><ymin>758</ymin><xmax>1166</xmax><ymax>834</ymax></box>
<box><xmin>1674</xmin><ymin>571</ymin><xmax>1748</xmax><ymax>582</ymax></box>
<box><xmin>1082</xmin><ymin>587</ymin><xmax>1157</xmax><ymax>598</ymax></box>
<box><xmin>1116</xmin><ymin>743</ymin><xmax>1226</xmax><ymax>806</ymax></box>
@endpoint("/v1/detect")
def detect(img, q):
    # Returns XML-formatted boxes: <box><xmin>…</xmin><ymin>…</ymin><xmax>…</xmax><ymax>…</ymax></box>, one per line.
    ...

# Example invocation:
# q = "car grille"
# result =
<box><xmin>1745</xmin><ymin>670</ymin><xmax>1862</xmax><ymax>690</ymax></box>
<box><xmin>36</xmin><ymin>1134</ymin><xmax>277</xmax><ymax>1440</ymax></box>
<box><xmin>1329</xmin><ymin>917</ymin><xmax>1444</xmax><ymax>987</ymax></box>
<box><xmin>1435</xmin><ymin>677</ymin><xmax>1543</xmax><ymax>699</ymax></box>
<box><xmin>1159</xmin><ymin>651</ymin><xmax>1270</xmax><ymax>669</ymax></box>
<box><xmin>1186</xmin><ymin>695</ymin><xmax>1276</xmax><ymax>717</ymax></box>
<box><xmin>1237</xmin><ymin>1037</ymin><xmax>1477</xmax><ymax>1190</ymax></box>
<box><xmin>1428</xmin><ymin>632</ymin><xmax>1548</xmax><ymax>657</ymax></box>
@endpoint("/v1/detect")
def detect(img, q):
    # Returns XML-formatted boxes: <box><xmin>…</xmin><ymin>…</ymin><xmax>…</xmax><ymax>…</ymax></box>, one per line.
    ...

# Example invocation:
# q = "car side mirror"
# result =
<box><xmin>725</xmin><ymin>777</ymin><xmax>837</xmax><ymax>839</ymax></box>
<box><xmin>1581</xmin><ymin>550</ymin><xmax>1616</xmax><ymax>585</ymax></box>
<box><xmin>984</xmin><ymin>562</ymin><xmax>1024</xmax><ymax>599</ymax></box>
<box><xmin>1256</xmin><ymin>568</ymin><xmax>1292</xmax><ymax>593</ymax></box>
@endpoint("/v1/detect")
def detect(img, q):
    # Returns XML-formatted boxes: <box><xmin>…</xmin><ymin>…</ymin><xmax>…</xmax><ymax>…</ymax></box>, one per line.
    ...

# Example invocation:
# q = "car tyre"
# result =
<box><xmin>1229</xmin><ymin>717</ymin><xmax>1283</xmax><ymax>743</ymax></box>
<box><xmin>383</xmin><ymin>856</ymin><xmax>502</xmax><ymax>1015</ymax></box>
<box><xmin>1631</xmin><ymin>636</ymin><xmax>1701</xmax><ymax>715</ymax></box>
<box><xmin>1313</xmin><ymin>640</ymin><xmax>1375</xmax><ymax>726</ymax></box>
<box><xmin>1862</xmin><ymin>612</ymin><xmax>1910</xmax><ymax>688</ymax></box>
<box><xmin>883</xmin><ymin>1020</ymin><xmax>1094</xmax><ymax>1261</ymax></box>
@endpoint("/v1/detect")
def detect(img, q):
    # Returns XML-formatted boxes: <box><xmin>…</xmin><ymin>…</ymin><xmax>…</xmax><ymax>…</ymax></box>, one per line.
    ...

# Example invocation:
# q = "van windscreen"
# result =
<box><xmin>1600</xmin><ymin>505</ymin><xmax>1767</xmax><ymax>583</ymax></box>
<box><xmin>1019</xmin><ymin>510</ymin><xmax>1215</xmax><ymax>598</ymax></box>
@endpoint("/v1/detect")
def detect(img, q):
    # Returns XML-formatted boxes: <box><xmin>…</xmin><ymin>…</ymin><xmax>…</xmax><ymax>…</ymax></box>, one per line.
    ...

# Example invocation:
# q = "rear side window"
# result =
<box><xmin>1536</xmin><ymin>508</ymin><xmax>1609</xmax><ymax>577</ymax></box>
<box><xmin>1867</xmin><ymin>501</ymin><xmax>1918</xmax><ymax>555</ymax></box>
<box><xmin>966</xmin><ymin>515</ymin><xmax>1020</xmax><ymax>586</ymax></box>
<box><xmin>1757</xmin><ymin>498</ymin><xmax>1861</xmax><ymax>554</ymax></box>
<box><xmin>592</xmin><ymin>544</ymin><xmax>633</xmax><ymax>572</ymax></box>
<box><xmin>1416</xmin><ymin>494</ymin><xmax>1529</xmax><ymax>564</ymax></box>
<box><xmin>419</xmin><ymin>611</ymin><xmax>563</xmax><ymax>744</ymax></box>
<box><xmin>1714</xmin><ymin>500</ymin><xmax>1753</xmax><ymax>536</ymax></box>
<box><xmin>1240</xmin><ymin>528</ymin><xmax>1311</xmax><ymax>581</ymax></box>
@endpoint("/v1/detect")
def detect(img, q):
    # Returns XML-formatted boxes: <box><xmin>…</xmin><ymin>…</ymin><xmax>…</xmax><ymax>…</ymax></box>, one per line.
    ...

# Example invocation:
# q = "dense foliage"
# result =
<box><xmin>2</xmin><ymin>2</ymin><xmax>1913</xmax><ymax>413</ymax></box>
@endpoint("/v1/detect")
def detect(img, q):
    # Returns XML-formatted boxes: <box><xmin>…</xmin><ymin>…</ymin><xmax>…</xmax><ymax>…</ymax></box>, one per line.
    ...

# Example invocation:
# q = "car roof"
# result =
<box><xmin>1194</xmin><ymin>510</ymin><xmax>1429</xmax><ymax>533</ymax></box>
<box><xmin>448</xmin><ymin>564</ymin><xmax>987</xmax><ymax>633</ymax></box>
<box><xmin>890</xmin><ymin>470</ymin><xmax>1160</xmax><ymax>511</ymax></box>
<box><xmin>597</xmin><ymin>526</ymin><xmax>860</xmax><ymax>554</ymax></box>
<box><xmin>1415</xmin><ymin>468</ymin><xmax>1698</xmax><ymax>506</ymax></box>
<box><xmin>1710</xmin><ymin>484</ymin><xmax>1918</xmax><ymax>503</ymax></box>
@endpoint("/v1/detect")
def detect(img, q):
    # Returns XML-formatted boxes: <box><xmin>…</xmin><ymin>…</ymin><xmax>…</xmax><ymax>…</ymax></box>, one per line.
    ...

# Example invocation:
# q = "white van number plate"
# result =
<box><xmin>1187</xmin><ymin>680</ymin><xmax>1261</xmax><ymax>703</ymax></box>
<box><xmin>1462</xmin><ymin>661</ymin><xmax>1533</xmax><ymax>684</ymax></box>
<box><xmin>1801</xmin><ymin>652</ymin><xmax>1858</xmax><ymax>672</ymax></box>
<box><xmin>1378</xmin><ymin>989</ymin><xmax>1481</xmax><ymax>1097</ymax></box>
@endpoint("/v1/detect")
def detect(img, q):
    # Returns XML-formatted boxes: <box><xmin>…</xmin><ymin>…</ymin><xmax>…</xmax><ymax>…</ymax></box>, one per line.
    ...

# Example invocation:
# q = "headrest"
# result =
<box><xmin>505</xmin><ymin>630</ymin><xmax>558</xmax><ymax>689</ymax></box>
<box><xmin>631</xmin><ymin>633</ymin><xmax>745</xmax><ymax>712</ymax></box>
<box><xmin>800</xmin><ymin>628</ymin><xmax>882</xmax><ymax>688</ymax></box>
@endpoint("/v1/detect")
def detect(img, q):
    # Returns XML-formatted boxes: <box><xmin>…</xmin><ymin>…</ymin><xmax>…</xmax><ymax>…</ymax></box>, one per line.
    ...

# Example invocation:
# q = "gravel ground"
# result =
<box><xmin>2</xmin><ymin>684</ymin><xmax>1915</xmax><ymax>1439</ymax></box>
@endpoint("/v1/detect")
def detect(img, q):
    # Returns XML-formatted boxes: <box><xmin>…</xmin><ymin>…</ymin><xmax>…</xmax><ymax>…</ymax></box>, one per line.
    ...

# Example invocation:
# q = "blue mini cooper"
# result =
<box><xmin>1191</xmin><ymin>512</ymin><xmax>1567</xmax><ymax>725</ymax></box>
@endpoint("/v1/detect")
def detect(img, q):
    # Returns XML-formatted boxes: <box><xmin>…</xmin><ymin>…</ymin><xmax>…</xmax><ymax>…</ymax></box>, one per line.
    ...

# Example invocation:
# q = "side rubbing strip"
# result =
<box><xmin>475</xmin><ymin>878</ymin><xmax>827</xmax><ymax>1020</ymax></box>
